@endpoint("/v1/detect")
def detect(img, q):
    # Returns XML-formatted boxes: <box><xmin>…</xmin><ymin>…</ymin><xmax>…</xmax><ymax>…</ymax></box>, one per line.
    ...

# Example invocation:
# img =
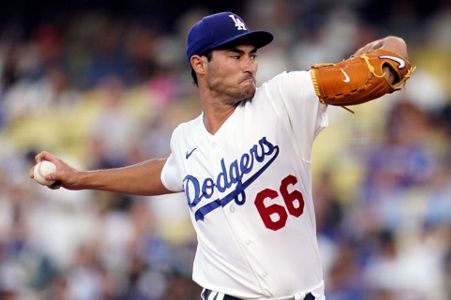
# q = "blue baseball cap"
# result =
<box><xmin>186</xmin><ymin>11</ymin><xmax>273</xmax><ymax>62</ymax></box>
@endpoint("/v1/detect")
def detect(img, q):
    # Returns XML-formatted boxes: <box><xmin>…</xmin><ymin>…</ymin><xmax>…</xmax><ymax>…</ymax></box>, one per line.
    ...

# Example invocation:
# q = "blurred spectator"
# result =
<box><xmin>2</xmin><ymin>65</ymin><xmax>80</xmax><ymax>125</ymax></box>
<box><xmin>88</xmin><ymin>75</ymin><xmax>139</xmax><ymax>168</ymax></box>
<box><xmin>0</xmin><ymin>44</ymin><xmax>20</xmax><ymax>94</ymax></box>
<box><xmin>361</xmin><ymin>100</ymin><xmax>436</xmax><ymax>229</ymax></box>
<box><xmin>326</xmin><ymin>240</ymin><xmax>364</xmax><ymax>300</ymax></box>
<box><xmin>363</xmin><ymin>226</ymin><xmax>448</xmax><ymax>299</ymax></box>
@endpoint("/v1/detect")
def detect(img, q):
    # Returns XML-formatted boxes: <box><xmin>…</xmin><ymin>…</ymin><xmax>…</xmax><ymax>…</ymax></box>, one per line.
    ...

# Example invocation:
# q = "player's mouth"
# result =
<box><xmin>240</xmin><ymin>76</ymin><xmax>256</xmax><ymax>86</ymax></box>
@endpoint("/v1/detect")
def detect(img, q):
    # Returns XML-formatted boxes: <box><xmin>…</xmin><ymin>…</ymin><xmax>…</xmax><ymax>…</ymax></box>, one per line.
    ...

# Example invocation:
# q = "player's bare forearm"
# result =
<box><xmin>31</xmin><ymin>151</ymin><xmax>172</xmax><ymax>195</ymax></box>
<box><xmin>353</xmin><ymin>35</ymin><xmax>408</xmax><ymax>58</ymax></box>
<box><xmin>76</xmin><ymin>159</ymin><xmax>172</xmax><ymax>195</ymax></box>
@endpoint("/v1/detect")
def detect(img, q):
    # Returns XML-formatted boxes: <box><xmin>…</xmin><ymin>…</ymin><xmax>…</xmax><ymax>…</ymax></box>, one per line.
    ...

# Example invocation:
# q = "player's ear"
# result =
<box><xmin>190</xmin><ymin>55</ymin><xmax>208</xmax><ymax>76</ymax></box>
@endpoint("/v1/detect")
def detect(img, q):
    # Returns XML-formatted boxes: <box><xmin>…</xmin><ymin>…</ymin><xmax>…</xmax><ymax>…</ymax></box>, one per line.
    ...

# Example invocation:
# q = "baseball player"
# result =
<box><xmin>31</xmin><ymin>11</ymin><xmax>413</xmax><ymax>300</ymax></box>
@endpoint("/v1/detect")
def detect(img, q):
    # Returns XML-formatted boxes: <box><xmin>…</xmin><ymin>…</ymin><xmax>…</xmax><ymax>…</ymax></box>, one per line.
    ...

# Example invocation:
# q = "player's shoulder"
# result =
<box><xmin>259</xmin><ymin>70</ymin><xmax>312</xmax><ymax>90</ymax></box>
<box><xmin>171</xmin><ymin>114</ymin><xmax>203</xmax><ymax>138</ymax></box>
<box><xmin>176</xmin><ymin>114</ymin><xmax>202</xmax><ymax>128</ymax></box>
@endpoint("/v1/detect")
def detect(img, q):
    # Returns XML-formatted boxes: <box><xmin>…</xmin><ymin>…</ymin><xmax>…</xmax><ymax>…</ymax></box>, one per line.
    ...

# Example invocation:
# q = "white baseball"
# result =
<box><xmin>33</xmin><ymin>160</ymin><xmax>57</xmax><ymax>186</ymax></box>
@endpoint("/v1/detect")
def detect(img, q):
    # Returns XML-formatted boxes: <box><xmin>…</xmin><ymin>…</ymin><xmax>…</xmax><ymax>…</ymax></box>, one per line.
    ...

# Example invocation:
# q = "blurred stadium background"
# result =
<box><xmin>0</xmin><ymin>0</ymin><xmax>449</xmax><ymax>299</ymax></box>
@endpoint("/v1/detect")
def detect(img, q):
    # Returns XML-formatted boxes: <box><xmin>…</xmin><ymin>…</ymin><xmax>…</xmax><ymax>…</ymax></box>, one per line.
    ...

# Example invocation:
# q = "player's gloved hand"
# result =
<box><xmin>310</xmin><ymin>47</ymin><xmax>414</xmax><ymax>107</ymax></box>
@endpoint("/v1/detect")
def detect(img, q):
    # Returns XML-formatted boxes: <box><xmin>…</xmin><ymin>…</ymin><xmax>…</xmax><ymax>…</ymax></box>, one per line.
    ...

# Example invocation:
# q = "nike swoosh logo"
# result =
<box><xmin>185</xmin><ymin>148</ymin><xmax>197</xmax><ymax>159</ymax></box>
<box><xmin>379</xmin><ymin>55</ymin><xmax>405</xmax><ymax>69</ymax></box>
<box><xmin>340</xmin><ymin>69</ymin><xmax>350</xmax><ymax>83</ymax></box>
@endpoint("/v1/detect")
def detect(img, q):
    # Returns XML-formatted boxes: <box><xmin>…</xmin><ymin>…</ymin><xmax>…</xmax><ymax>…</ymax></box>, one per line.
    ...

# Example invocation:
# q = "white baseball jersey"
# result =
<box><xmin>161</xmin><ymin>70</ymin><xmax>328</xmax><ymax>299</ymax></box>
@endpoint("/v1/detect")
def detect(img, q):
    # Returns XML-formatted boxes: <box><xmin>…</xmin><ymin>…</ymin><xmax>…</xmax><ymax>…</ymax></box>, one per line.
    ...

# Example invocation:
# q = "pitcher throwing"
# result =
<box><xmin>31</xmin><ymin>11</ymin><xmax>413</xmax><ymax>300</ymax></box>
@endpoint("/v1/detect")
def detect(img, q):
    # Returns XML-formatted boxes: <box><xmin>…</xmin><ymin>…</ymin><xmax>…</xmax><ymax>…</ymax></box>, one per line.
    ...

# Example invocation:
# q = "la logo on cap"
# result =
<box><xmin>229</xmin><ymin>14</ymin><xmax>247</xmax><ymax>31</ymax></box>
<box><xmin>185</xmin><ymin>11</ymin><xmax>273</xmax><ymax>61</ymax></box>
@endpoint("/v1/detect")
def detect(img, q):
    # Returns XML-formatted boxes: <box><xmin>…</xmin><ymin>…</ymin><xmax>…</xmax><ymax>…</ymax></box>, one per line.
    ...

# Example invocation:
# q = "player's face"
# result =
<box><xmin>206</xmin><ymin>45</ymin><xmax>258</xmax><ymax>105</ymax></box>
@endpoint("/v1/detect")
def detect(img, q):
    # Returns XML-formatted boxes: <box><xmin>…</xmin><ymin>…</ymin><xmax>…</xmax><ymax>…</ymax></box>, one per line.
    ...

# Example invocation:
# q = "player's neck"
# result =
<box><xmin>199</xmin><ymin>82</ymin><xmax>242</xmax><ymax>134</ymax></box>
<box><xmin>202</xmin><ymin>101</ymin><xmax>236</xmax><ymax>135</ymax></box>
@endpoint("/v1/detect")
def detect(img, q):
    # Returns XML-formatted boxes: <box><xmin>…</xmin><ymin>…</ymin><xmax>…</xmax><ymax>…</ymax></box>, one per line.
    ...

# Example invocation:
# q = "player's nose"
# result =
<box><xmin>241</xmin><ymin>57</ymin><xmax>257</xmax><ymax>73</ymax></box>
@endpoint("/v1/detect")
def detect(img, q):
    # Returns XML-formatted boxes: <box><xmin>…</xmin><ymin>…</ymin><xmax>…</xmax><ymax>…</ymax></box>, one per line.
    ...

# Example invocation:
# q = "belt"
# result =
<box><xmin>202</xmin><ymin>289</ymin><xmax>315</xmax><ymax>300</ymax></box>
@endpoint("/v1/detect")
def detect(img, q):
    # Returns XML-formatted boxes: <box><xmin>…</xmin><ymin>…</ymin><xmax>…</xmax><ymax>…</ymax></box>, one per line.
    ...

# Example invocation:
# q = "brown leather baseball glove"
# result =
<box><xmin>310</xmin><ymin>48</ymin><xmax>414</xmax><ymax>107</ymax></box>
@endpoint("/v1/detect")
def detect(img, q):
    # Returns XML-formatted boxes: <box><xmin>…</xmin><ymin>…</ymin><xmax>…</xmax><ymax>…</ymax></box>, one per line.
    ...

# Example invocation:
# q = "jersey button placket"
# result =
<box><xmin>209</xmin><ymin>136</ymin><xmax>225</xmax><ymax>216</ymax></box>
<box><xmin>208</xmin><ymin>136</ymin><xmax>220</xmax><ymax>169</ymax></box>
